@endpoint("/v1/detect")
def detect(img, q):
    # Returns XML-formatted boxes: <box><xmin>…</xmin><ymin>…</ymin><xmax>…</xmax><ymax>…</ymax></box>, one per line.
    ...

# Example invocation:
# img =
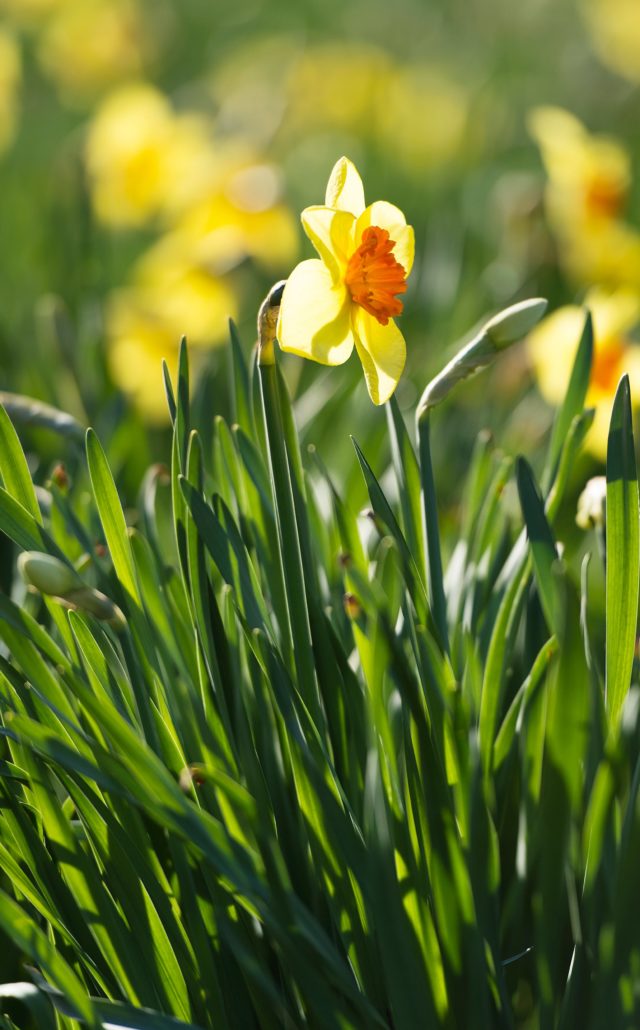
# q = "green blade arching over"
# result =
<box><xmin>605</xmin><ymin>374</ymin><xmax>640</xmax><ymax>732</ymax></box>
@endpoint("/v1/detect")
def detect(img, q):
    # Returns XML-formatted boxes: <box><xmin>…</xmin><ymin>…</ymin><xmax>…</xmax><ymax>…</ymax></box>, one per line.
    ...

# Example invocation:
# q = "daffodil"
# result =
<box><xmin>164</xmin><ymin>150</ymin><xmax>298</xmax><ymax>272</ymax></box>
<box><xmin>527</xmin><ymin>287</ymin><xmax>640</xmax><ymax>458</ymax></box>
<box><xmin>277</xmin><ymin>157</ymin><xmax>414</xmax><ymax>405</ymax></box>
<box><xmin>38</xmin><ymin>0</ymin><xmax>148</xmax><ymax>103</ymax></box>
<box><xmin>85</xmin><ymin>83</ymin><xmax>214</xmax><ymax>228</ymax></box>
<box><xmin>529</xmin><ymin>107</ymin><xmax>630</xmax><ymax>229</ymax></box>
<box><xmin>106</xmin><ymin>261</ymin><xmax>237</xmax><ymax>422</ymax></box>
<box><xmin>529</xmin><ymin>107</ymin><xmax>640</xmax><ymax>289</ymax></box>
<box><xmin>581</xmin><ymin>0</ymin><xmax>640</xmax><ymax>84</ymax></box>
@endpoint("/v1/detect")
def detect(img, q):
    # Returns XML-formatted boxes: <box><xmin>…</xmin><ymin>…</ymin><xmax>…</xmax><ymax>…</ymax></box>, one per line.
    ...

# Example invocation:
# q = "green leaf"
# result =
<box><xmin>0</xmin><ymin>402</ymin><xmax>41</xmax><ymax>523</ymax></box>
<box><xmin>352</xmin><ymin>435</ymin><xmax>428</xmax><ymax>626</ymax></box>
<box><xmin>605</xmin><ymin>374</ymin><xmax>639</xmax><ymax>731</ymax></box>
<box><xmin>386</xmin><ymin>395</ymin><xmax>425</xmax><ymax>575</ymax></box>
<box><xmin>229</xmin><ymin>318</ymin><xmax>253</xmax><ymax>436</ymax></box>
<box><xmin>29</xmin><ymin>972</ymin><xmax>207</xmax><ymax>1030</ymax></box>
<box><xmin>86</xmin><ymin>428</ymin><xmax>141</xmax><ymax>607</ymax></box>
<box><xmin>0</xmin><ymin>892</ymin><xmax>99</xmax><ymax>1028</ymax></box>
<box><xmin>516</xmin><ymin>457</ymin><xmax>560</xmax><ymax>633</ymax></box>
<box><xmin>543</xmin><ymin>309</ymin><xmax>593</xmax><ymax>491</ymax></box>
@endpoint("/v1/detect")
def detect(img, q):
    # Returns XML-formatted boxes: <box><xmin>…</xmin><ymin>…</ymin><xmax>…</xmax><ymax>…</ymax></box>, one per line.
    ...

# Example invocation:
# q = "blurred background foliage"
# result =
<box><xmin>1</xmin><ymin>0</ymin><xmax>640</xmax><ymax>512</ymax></box>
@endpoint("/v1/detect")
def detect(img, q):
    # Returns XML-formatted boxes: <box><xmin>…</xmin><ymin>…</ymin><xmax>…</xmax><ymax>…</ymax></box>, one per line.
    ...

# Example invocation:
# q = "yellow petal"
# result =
<box><xmin>585</xmin><ymin>286</ymin><xmax>640</xmax><ymax>341</ymax></box>
<box><xmin>325</xmin><ymin>156</ymin><xmax>366</xmax><ymax>216</ymax></box>
<box><xmin>620</xmin><ymin>343</ymin><xmax>640</xmax><ymax>399</ymax></box>
<box><xmin>527</xmin><ymin>305</ymin><xmax>585</xmax><ymax>406</ymax></box>
<box><xmin>585</xmin><ymin>402</ymin><xmax>611</xmax><ymax>461</ymax></box>
<box><xmin>301</xmin><ymin>205</ymin><xmax>356</xmax><ymax>281</ymax></box>
<box><xmin>356</xmin><ymin>201</ymin><xmax>414</xmax><ymax>274</ymax></box>
<box><xmin>352</xmin><ymin>307</ymin><xmax>406</xmax><ymax>404</ymax></box>
<box><xmin>277</xmin><ymin>259</ymin><xmax>354</xmax><ymax>366</ymax></box>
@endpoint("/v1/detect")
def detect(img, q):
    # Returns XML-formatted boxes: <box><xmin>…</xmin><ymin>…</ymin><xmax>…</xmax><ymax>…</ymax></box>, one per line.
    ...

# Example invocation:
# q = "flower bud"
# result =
<box><xmin>257</xmin><ymin>280</ymin><xmax>286</xmax><ymax>366</ymax></box>
<box><xmin>576</xmin><ymin>475</ymin><xmax>607</xmax><ymax>529</ymax></box>
<box><xmin>484</xmin><ymin>298</ymin><xmax>548</xmax><ymax>349</ymax></box>
<box><xmin>18</xmin><ymin>551</ymin><xmax>80</xmax><ymax>596</ymax></box>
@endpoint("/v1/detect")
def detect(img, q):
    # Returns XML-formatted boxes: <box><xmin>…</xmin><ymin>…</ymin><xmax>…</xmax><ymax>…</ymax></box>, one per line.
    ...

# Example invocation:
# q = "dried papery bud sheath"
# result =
<box><xmin>343</xmin><ymin>592</ymin><xmax>362</xmax><ymax>620</ymax></box>
<box><xmin>416</xmin><ymin>297</ymin><xmax>548</xmax><ymax>423</ymax></box>
<box><xmin>257</xmin><ymin>280</ymin><xmax>287</xmax><ymax>367</ymax></box>
<box><xmin>179</xmin><ymin>764</ymin><xmax>206</xmax><ymax>793</ymax></box>
<box><xmin>50</xmin><ymin>462</ymin><xmax>69</xmax><ymax>490</ymax></box>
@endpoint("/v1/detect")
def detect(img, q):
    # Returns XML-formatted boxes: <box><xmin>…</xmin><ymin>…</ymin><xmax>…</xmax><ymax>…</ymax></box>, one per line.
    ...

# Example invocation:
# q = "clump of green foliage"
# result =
<box><xmin>0</xmin><ymin>296</ymin><xmax>638</xmax><ymax>1030</ymax></box>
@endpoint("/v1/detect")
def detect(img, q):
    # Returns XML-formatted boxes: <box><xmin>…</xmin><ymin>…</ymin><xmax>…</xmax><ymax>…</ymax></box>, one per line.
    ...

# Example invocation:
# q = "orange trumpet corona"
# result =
<box><xmin>345</xmin><ymin>226</ymin><xmax>407</xmax><ymax>326</ymax></box>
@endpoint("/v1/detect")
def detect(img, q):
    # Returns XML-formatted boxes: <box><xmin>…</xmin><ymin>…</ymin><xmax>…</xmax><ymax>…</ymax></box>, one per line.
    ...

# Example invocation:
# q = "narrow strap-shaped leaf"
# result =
<box><xmin>416</xmin><ymin>414</ymin><xmax>449</xmax><ymax>653</ymax></box>
<box><xmin>516</xmin><ymin>457</ymin><xmax>560</xmax><ymax>634</ymax></box>
<box><xmin>86</xmin><ymin>428</ymin><xmax>141</xmax><ymax>606</ymax></box>
<box><xmin>0</xmin><ymin>401</ymin><xmax>41</xmax><ymax>523</ymax></box>
<box><xmin>386</xmin><ymin>395</ymin><xmax>425</xmax><ymax>574</ymax></box>
<box><xmin>29</xmin><ymin>970</ymin><xmax>207</xmax><ymax>1030</ymax></box>
<box><xmin>0</xmin><ymin>891</ymin><xmax>100</xmax><ymax>1028</ymax></box>
<box><xmin>543</xmin><ymin>309</ymin><xmax>593</xmax><ymax>492</ymax></box>
<box><xmin>352</xmin><ymin>436</ymin><xmax>428</xmax><ymax>626</ymax></box>
<box><xmin>0</xmin><ymin>391</ymin><xmax>84</xmax><ymax>441</ymax></box>
<box><xmin>605</xmin><ymin>374</ymin><xmax>639</xmax><ymax>731</ymax></box>
<box><xmin>229</xmin><ymin>318</ymin><xmax>253</xmax><ymax>435</ymax></box>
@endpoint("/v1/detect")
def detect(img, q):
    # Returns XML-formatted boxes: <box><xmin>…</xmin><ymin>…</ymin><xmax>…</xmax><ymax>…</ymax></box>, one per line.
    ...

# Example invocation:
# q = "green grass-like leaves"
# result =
<box><xmin>0</xmin><ymin>309</ymin><xmax>638</xmax><ymax>1028</ymax></box>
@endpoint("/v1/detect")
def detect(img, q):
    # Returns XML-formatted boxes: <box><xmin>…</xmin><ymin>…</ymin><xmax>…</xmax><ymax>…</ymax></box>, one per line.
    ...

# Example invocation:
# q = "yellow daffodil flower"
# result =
<box><xmin>527</xmin><ymin>287</ymin><xmax>640</xmax><ymax>458</ymax></box>
<box><xmin>529</xmin><ymin>106</ymin><xmax>630</xmax><ymax>228</ymax></box>
<box><xmin>581</xmin><ymin>0</ymin><xmax>640</xmax><ymax>84</ymax></box>
<box><xmin>37</xmin><ymin>0</ymin><xmax>147</xmax><ymax>102</ymax></box>
<box><xmin>529</xmin><ymin>107</ymin><xmax>640</xmax><ymax>289</ymax></box>
<box><xmin>164</xmin><ymin>152</ymin><xmax>298</xmax><ymax>272</ymax></box>
<box><xmin>107</xmin><ymin>259</ymin><xmax>237</xmax><ymax>422</ymax></box>
<box><xmin>277</xmin><ymin>157</ymin><xmax>414</xmax><ymax>405</ymax></box>
<box><xmin>86</xmin><ymin>83</ymin><xmax>214</xmax><ymax>228</ymax></box>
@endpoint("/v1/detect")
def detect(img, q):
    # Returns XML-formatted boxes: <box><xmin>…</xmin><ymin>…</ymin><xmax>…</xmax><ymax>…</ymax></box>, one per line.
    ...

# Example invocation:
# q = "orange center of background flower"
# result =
<box><xmin>344</xmin><ymin>226</ymin><xmax>407</xmax><ymax>325</ymax></box>
<box><xmin>590</xmin><ymin>339</ymin><xmax>625</xmax><ymax>395</ymax></box>
<box><xmin>584</xmin><ymin>174</ymin><xmax>626</xmax><ymax>220</ymax></box>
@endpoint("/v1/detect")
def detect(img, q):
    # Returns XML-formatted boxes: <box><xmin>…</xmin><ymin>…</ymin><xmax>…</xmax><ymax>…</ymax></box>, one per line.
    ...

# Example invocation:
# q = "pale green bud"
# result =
<box><xmin>18</xmin><ymin>551</ymin><xmax>80</xmax><ymax>596</ymax></box>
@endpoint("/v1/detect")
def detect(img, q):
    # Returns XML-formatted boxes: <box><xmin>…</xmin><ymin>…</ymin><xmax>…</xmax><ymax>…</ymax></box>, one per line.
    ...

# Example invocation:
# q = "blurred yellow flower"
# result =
<box><xmin>132</xmin><ymin>242</ymin><xmax>238</xmax><ymax>348</ymax></box>
<box><xmin>165</xmin><ymin>152</ymin><xmax>298</xmax><ymax>273</ymax></box>
<box><xmin>107</xmin><ymin>301</ymin><xmax>178</xmax><ymax>424</ymax></box>
<box><xmin>37</xmin><ymin>0</ymin><xmax>148</xmax><ymax>102</ymax></box>
<box><xmin>530</xmin><ymin>106</ymin><xmax>630</xmax><ymax>228</ymax></box>
<box><xmin>282</xmin><ymin>44</ymin><xmax>467</xmax><ymax>173</ymax></box>
<box><xmin>107</xmin><ymin>260</ymin><xmax>237</xmax><ymax>422</ymax></box>
<box><xmin>582</xmin><ymin>0</ymin><xmax>640</xmax><ymax>83</ymax></box>
<box><xmin>0</xmin><ymin>26</ymin><xmax>20</xmax><ymax>155</ymax></box>
<box><xmin>527</xmin><ymin>288</ymin><xmax>640</xmax><ymax>458</ymax></box>
<box><xmin>277</xmin><ymin>157</ymin><xmax>414</xmax><ymax>405</ymax></box>
<box><xmin>529</xmin><ymin>107</ymin><xmax>640</xmax><ymax>289</ymax></box>
<box><xmin>378</xmin><ymin>66</ymin><xmax>467</xmax><ymax>172</ymax></box>
<box><xmin>285</xmin><ymin>43</ymin><xmax>392</xmax><ymax>135</ymax></box>
<box><xmin>85</xmin><ymin>83</ymin><xmax>214</xmax><ymax>228</ymax></box>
